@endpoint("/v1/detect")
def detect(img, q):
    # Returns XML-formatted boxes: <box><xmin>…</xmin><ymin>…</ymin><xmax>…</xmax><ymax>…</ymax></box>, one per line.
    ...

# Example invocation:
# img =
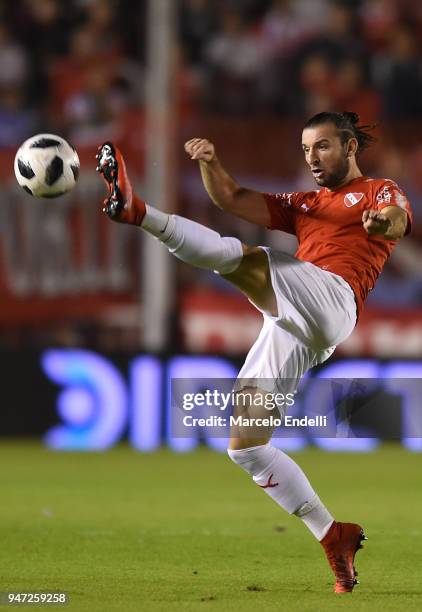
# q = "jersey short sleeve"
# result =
<box><xmin>374</xmin><ymin>180</ymin><xmax>413</xmax><ymax>235</ymax></box>
<box><xmin>263</xmin><ymin>192</ymin><xmax>303</xmax><ymax>235</ymax></box>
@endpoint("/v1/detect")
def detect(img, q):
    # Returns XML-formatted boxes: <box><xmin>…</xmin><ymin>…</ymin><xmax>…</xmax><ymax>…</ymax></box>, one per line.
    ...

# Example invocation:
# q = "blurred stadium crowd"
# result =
<box><xmin>0</xmin><ymin>0</ymin><xmax>145</xmax><ymax>147</ymax></box>
<box><xmin>0</xmin><ymin>0</ymin><xmax>421</xmax><ymax>350</ymax></box>
<box><xmin>181</xmin><ymin>0</ymin><xmax>422</xmax><ymax>119</ymax></box>
<box><xmin>0</xmin><ymin>0</ymin><xmax>421</xmax><ymax>142</ymax></box>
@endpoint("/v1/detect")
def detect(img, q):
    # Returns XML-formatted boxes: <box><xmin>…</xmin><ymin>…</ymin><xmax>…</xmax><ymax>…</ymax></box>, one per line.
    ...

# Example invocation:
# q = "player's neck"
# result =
<box><xmin>327</xmin><ymin>165</ymin><xmax>363</xmax><ymax>191</ymax></box>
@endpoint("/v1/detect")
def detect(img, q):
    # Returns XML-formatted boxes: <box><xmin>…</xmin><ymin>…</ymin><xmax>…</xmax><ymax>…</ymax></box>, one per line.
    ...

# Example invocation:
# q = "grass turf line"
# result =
<box><xmin>0</xmin><ymin>443</ymin><xmax>421</xmax><ymax>611</ymax></box>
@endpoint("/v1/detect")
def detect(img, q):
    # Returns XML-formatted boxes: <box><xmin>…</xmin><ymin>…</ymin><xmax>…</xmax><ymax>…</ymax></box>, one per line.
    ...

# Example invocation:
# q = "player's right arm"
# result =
<box><xmin>184</xmin><ymin>138</ymin><xmax>271</xmax><ymax>227</ymax></box>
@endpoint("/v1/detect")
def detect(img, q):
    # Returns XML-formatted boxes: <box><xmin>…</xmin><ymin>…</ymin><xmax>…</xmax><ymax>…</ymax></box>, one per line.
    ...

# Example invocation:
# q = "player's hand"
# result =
<box><xmin>184</xmin><ymin>138</ymin><xmax>216</xmax><ymax>162</ymax></box>
<box><xmin>362</xmin><ymin>210</ymin><xmax>392</xmax><ymax>235</ymax></box>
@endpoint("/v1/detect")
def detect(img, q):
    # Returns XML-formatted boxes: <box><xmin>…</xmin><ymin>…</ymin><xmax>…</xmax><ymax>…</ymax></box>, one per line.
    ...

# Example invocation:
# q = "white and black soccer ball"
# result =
<box><xmin>14</xmin><ymin>134</ymin><xmax>80</xmax><ymax>198</ymax></box>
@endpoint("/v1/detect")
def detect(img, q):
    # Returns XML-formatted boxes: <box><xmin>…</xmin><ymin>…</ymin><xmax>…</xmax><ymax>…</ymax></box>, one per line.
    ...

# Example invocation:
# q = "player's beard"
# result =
<box><xmin>314</xmin><ymin>155</ymin><xmax>350</xmax><ymax>189</ymax></box>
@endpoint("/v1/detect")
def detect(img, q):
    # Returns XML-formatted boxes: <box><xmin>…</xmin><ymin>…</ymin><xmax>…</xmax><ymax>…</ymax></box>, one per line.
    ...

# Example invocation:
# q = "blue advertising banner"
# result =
<box><xmin>0</xmin><ymin>350</ymin><xmax>421</xmax><ymax>452</ymax></box>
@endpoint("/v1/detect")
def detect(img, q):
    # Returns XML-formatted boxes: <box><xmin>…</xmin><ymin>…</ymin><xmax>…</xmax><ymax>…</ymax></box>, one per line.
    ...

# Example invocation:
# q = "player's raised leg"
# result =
<box><xmin>96</xmin><ymin>142</ymin><xmax>277</xmax><ymax>314</ymax></box>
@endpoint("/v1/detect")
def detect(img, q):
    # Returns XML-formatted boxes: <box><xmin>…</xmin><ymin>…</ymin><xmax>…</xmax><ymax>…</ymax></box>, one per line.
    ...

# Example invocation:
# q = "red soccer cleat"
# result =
<box><xmin>320</xmin><ymin>521</ymin><xmax>367</xmax><ymax>593</ymax></box>
<box><xmin>96</xmin><ymin>142</ymin><xmax>146</xmax><ymax>225</ymax></box>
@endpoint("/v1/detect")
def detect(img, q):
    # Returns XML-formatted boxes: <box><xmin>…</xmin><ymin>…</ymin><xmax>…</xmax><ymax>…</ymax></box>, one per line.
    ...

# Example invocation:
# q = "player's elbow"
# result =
<box><xmin>387</xmin><ymin>219</ymin><xmax>407</xmax><ymax>240</ymax></box>
<box><xmin>382</xmin><ymin>208</ymin><xmax>409</xmax><ymax>240</ymax></box>
<box><xmin>384</xmin><ymin>226</ymin><xmax>406</xmax><ymax>241</ymax></box>
<box><xmin>214</xmin><ymin>185</ymin><xmax>245</xmax><ymax>212</ymax></box>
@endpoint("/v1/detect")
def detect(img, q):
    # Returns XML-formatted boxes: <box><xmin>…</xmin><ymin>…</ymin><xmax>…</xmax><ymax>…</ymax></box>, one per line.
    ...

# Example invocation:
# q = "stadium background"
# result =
<box><xmin>0</xmin><ymin>0</ymin><xmax>420</xmax><ymax>446</ymax></box>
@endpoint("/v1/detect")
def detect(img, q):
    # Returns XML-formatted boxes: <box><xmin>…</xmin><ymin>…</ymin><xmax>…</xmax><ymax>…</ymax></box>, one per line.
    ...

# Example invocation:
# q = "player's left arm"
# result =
<box><xmin>363</xmin><ymin>180</ymin><xmax>412</xmax><ymax>240</ymax></box>
<box><xmin>362</xmin><ymin>206</ymin><xmax>408</xmax><ymax>240</ymax></box>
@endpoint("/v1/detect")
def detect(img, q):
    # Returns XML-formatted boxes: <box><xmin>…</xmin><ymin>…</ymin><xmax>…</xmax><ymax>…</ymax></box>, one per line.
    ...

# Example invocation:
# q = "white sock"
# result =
<box><xmin>294</xmin><ymin>495</ymin><xmax>334</xmax><ymax>540</ymax></box>
<box><xmin>228</xmin><ymin>444</ymin><xmax>334</xmax><ymax>540</ymax></box>
<box><xmin>141</xmin><ymin>204</ymin><xmax>170</xmax><ymax>234</ymax></box>
<box><xmin>140</xmin><ymin>205</ymin><xmax>243</xmax><ymax>275</ymax></box>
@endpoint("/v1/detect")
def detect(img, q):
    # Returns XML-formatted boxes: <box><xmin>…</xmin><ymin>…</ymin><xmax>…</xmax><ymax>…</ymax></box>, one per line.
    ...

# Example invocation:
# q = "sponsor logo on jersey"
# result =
<box><xmin>275</xmin><ymin>192</ymin><xmax>294</xmax><ymax>207</ymax></box>
<box><xmin>376</xmin><ymin>185</ymin><xmax>392</xmax><ymax>205</ymax></box>
<box><xmin>344</xmin><ymin>192</ymin><xmax>364</xmax><ymax>207</ymax></box>
<box><xmin>376</xmin><ymin>182</ymin><xmax>409</xmax><ymax>210</ymax></box>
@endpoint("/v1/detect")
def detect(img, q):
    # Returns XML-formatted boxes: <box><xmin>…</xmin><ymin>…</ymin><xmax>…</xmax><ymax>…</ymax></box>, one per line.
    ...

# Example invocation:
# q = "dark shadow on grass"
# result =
<box><xmin>246</xmin><ymin>585</ymin><xmax>267</xmax><ymax>592</ymax></box>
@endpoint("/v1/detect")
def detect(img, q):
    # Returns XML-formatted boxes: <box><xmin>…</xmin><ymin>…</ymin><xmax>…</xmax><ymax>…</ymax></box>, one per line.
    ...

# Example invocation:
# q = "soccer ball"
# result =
<box><xmin>14</xmin><ymin>134</ymin><xmax>80</xmax><ymax>198</ymax></box>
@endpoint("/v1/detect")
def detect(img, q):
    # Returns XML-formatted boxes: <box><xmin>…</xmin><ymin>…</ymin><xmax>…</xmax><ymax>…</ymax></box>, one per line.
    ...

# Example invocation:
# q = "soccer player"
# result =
<box><xmin>96</xmin><ymin>111</ymin><xmax>412</xmax><ymax>593</ymax></box>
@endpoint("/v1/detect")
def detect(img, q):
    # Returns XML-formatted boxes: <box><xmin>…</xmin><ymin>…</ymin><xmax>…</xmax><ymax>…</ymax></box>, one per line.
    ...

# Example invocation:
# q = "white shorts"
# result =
<box><xmin>236</xmin><ymin>248</ymin><xmax>357</xmax><ymax>396</ymax></box>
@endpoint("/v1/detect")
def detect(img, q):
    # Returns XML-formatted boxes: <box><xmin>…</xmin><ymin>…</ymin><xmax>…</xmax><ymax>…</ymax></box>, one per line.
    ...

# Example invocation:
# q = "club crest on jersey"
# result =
<box><xmin>344</xmin><ymin>192</ymin><xmax>364</xmax><ymax>207</ymax></box>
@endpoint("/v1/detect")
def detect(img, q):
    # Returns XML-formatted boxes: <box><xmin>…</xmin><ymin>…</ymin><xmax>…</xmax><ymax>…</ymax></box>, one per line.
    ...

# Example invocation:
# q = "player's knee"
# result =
<box><xmin>223</xmin><ymin>247</ymin><xmax>264</xmax><ymax>287</ymax></box>
<box><xmin>224</xmin><ymin>247</ymin><xmax>277</xmax><ymax>315</ymax></box>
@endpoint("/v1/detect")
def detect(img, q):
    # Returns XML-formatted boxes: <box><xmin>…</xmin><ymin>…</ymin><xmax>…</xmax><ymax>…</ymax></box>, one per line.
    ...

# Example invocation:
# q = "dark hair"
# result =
<box><xmin>304</xmin><ymin>111</ymin><xmax>377</xmax><ymax>151</ymax></box>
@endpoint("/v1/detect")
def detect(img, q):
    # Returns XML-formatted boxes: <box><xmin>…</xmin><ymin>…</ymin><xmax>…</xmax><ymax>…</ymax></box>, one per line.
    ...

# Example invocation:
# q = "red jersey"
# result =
<box><xmin>264</xmin><ymin>176</ymin><xmax>413</xmax><ymax>318</ymax></box>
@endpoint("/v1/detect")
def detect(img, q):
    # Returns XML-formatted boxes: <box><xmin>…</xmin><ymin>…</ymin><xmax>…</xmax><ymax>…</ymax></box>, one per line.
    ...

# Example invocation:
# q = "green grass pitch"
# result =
<box><xmin>1</xmin><ymin>443</ymin><xmax>421</xmax><ymax>611</ymax></box>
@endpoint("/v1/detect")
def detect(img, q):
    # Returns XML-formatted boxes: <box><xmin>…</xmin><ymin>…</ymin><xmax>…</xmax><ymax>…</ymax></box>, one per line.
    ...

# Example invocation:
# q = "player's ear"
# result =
<box><xmin>346</xmin><ymin>137</ymin><xmax>358</xmax><ymax>157</ymax></box>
